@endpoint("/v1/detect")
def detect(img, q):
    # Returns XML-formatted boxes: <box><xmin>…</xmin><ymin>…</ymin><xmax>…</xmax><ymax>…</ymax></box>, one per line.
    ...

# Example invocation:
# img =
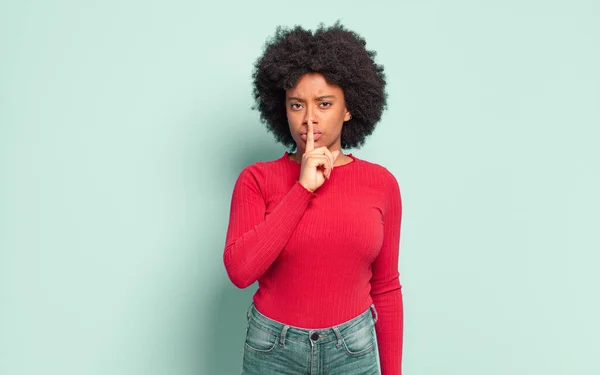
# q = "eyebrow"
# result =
<box><xmin>287</xmin><ymin>95</ymin><xmax>336</xmax><ymax>102</ymax></box>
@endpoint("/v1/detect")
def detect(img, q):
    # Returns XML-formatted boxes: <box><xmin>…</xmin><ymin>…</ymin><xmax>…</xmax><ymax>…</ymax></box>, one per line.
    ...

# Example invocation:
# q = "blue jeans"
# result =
<box><xmin>241</xmin><ymin>302</ymin><xmax>381</xmax><ymax>375</ymax></box>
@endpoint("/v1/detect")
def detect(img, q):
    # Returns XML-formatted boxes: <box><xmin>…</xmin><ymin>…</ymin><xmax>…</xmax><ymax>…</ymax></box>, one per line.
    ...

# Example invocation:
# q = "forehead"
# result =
<box><xmin>286</xmin><ymin>72</ymin><xmax>343</xmax><ymax>97</ymax></box>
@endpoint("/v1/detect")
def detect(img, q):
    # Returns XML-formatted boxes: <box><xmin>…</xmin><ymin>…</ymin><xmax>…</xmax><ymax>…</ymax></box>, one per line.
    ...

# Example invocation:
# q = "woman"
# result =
<box><xmin>223</xmin><ymin>21</ymin><xmax>403</xmax><ymax>375</ymax></box>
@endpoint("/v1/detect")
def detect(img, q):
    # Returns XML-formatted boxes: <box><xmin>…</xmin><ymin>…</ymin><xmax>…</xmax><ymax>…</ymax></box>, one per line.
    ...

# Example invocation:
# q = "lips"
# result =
<box><xmin>301</xmin><ymin>133</ymin><xmax>322</xmax><ymax>141</ymax></box>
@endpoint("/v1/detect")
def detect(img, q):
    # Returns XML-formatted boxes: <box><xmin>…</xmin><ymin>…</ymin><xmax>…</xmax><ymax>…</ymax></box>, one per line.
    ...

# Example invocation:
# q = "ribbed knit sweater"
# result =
<box><xmin>223</xmin><ymin>151</ymin><xmax>403</xmax><ymax>375</ymax></box>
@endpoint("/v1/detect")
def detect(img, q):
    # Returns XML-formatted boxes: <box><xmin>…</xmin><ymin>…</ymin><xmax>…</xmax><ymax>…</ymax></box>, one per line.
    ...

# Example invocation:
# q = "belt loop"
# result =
<box><xmin>245</xmin><ymin>302</ymin><xmax>254</xmax><ymax>322</ymax></box>
<box><xmin>279</xmin><ymin>325</ymin><xmax>290</xmax><ymax>347</ymax></box>
<box><xmin>370</xmin><ymin>303</ymin><xmax>378</xmax><ymax>323</ymax></box>
<box><xmin>332</xmin><ymin>326</ymin><xmax>344</xmax><ymax>349</ymax></box>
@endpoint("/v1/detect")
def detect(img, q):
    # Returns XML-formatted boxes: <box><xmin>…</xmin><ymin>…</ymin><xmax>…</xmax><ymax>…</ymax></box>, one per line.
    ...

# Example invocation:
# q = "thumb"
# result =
<box><xmin>332</xmin><ymin>150</ymin><xmax>340</xmax><ymax>161</ymax></box>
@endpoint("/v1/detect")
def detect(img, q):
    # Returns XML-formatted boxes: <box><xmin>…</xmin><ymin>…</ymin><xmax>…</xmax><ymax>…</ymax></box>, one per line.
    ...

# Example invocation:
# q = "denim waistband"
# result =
<box><xmin>245</xmin><ymin>302</ymin><xmax>378</xmax><ymax>346</ymax></box>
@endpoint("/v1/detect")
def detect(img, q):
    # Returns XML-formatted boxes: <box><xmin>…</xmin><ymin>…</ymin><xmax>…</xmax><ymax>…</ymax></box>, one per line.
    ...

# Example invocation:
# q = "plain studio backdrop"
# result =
<box><xmin>1</xmin><ymin>1</ymin><xmax>598</xmax><ymax>374</ymax></box>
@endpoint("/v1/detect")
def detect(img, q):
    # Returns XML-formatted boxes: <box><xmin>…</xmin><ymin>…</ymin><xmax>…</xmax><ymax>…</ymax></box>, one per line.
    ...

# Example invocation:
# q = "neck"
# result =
<box><xmin>289</xmin><ymin>150</ymin><xmax>351</xmax><ymax>166</ymax></box>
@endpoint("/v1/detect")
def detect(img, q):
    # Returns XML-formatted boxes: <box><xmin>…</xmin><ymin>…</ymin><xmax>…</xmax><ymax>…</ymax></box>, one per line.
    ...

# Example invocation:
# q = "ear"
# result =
<box><xmin>344</xmin><ymin>109</ymin><xmax>351</xmax><ymax>122</ymax></box>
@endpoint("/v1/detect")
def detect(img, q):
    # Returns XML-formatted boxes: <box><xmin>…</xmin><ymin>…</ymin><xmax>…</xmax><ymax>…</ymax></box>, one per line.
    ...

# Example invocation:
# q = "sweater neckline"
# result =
<box><xmin>283</xmin><ymin>151</ymin><xmax>358</xmax><ymax>169</ymax></box>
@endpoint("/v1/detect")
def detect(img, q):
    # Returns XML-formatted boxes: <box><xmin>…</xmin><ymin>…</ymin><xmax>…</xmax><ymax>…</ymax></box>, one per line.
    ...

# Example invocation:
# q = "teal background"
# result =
<box><xmin>1</xmin><ymin>1</ymin><xmax>599</xmax><ymax>374</ymax></box>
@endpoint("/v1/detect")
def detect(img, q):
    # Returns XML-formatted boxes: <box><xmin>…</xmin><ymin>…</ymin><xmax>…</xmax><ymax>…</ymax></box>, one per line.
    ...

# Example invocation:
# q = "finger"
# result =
<box><xmin>332</xmin><ymin>150</ymin><xmax>341</xmax><ymax>162</ymax></box>
<box><xmin>320</xmin><ymin>154</ymin><xmax>333</xmax><ymax>179</ymax></box>
<box><xmin>313</xmin><ymin>146</ymin><xmax>335</xmax><ymax>167</ymax></box>
<box><xmin>326</xmin><ymin>150</ymin><xmax>341</xmax><ymax>178</ymax></box>
<box><xmin>309</xmin><ymin>155</ymin><xmax>332</xmax><ymax>178</ymax></box>
<box><xmin>330</xmin><ymin>150</ymin><xmax>340</xmax><ymax>176</ymax></box>
<box><xmin>315</xmin><ymin>146</ymin><xmax>335</xmax><ymax>172</ymax></box>
<box><xmin>306</xmin><ymin>118</ymin><xmax>314</xmax><ymax>152</ymax></box>
<box><xmin>323</xmin><ymin>157</ymin><xmax>333</xmax><ymax>179</ymax></box>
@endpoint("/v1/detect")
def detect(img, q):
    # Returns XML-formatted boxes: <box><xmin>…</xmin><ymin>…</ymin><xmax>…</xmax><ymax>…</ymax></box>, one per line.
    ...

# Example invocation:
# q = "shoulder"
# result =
<box><xmin>357</xmin><ymin>158</ymin><xmax>402</xmax><ymax>216</ymax></box>
<box><xmin>235</xmin><ymin>154</ymin><xmax>287</xmax><ymax>184</ymax></box>
<box><xmin>355</xmin><ymin>157</ymin><xmax>400</xmax><ymax>190</ymax></box>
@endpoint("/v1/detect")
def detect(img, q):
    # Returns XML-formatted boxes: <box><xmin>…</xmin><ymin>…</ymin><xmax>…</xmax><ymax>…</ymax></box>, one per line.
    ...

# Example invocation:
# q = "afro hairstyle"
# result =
<box><xmin>251</xmin><ymin>21</ymin><xmax>388</xmax><ymax>151</ymax></box>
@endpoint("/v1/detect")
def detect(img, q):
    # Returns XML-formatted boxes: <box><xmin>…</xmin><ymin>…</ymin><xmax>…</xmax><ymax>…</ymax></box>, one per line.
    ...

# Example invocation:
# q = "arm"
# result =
<box><xmin>370</xmin><ymin>171</ymin><xmax>404</xmax><ymax>375</ymax></box>
<box><xmin>223</xmin><ymin>165</ymin><xmax>316</xmax><ymax>288</ymax></box>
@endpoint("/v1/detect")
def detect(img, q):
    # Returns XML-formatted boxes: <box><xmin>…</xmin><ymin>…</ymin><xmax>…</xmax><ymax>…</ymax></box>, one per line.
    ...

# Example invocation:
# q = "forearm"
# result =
<box><xmin>224</xmin><ymin>180</ymin><xmax>315</xmax><ymax>288</ymax></box>
<box><xmin>373</xmin><ymin>288</ymin><xmax>404</xmax><ymax>375</ymax></box>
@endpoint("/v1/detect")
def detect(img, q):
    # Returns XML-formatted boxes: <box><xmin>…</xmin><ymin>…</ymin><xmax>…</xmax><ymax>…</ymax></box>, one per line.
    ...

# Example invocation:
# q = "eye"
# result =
<box><xmin>320</xmin><ymin>102</ymin><xmax>332</xmax><ymax>108</ymax></box>
<box><xmin>290</xmin><ymin>103</ymin><xmax>302</xmax><ymax>110</ymax></box>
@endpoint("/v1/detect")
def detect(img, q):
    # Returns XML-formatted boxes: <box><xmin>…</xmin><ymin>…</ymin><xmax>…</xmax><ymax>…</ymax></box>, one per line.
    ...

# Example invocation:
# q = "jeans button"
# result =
<box><xmin>311</xmin><ymin>332</ymin><xmax>319</xmax><ymax>340</ymax></box>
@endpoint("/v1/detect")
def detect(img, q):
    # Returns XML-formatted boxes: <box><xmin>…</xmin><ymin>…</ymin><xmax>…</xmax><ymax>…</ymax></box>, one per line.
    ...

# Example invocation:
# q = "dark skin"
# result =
<box><xmin>285</xmin><ymin>73</ymin><xmax>352</xmax><ymax>165</ymax></box>
<box><xmin>285</xmin><ymin>72</ymin><xmax>354</xmax><ymax>167</ymax></box>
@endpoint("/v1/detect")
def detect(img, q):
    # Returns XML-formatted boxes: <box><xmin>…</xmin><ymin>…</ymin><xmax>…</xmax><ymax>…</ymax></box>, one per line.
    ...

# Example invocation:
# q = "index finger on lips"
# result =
<box><xmin>306</xmin><ymin>118</ymin><xmax>314</xmax><ymax>152</ymax></box>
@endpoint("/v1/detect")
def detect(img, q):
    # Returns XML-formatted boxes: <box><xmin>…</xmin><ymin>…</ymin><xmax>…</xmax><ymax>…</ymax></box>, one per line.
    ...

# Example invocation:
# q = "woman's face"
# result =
<box><xmin>285</xmin><ymin>72</ymin><xmax>351</xmax><ymax>154</ymax></box>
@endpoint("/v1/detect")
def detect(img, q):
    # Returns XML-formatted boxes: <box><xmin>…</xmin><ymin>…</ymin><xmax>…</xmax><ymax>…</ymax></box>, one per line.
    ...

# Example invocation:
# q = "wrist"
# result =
<box><xmin>298</xmin><ymin>181</ymin><xmax>314</xmax><ymax>193</ymax></box>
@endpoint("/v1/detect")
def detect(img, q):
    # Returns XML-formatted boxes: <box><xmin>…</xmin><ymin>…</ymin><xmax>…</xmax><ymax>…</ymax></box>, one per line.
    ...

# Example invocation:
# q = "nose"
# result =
<box><xmin>302</xmin><ymin>108</ymin><xmax>317</xmax><ymax>125</ymax></box>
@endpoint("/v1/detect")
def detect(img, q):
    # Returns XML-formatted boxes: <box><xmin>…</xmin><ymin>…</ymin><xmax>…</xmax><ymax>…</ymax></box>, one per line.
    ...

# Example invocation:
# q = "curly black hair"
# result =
<box><xmin>251</xmin><ymin>21</ymin><xmax>388</xmax><ymax>151</ymax></box>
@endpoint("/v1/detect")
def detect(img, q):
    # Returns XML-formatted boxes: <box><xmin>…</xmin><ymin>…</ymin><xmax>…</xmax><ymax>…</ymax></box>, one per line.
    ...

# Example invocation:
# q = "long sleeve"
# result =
<box><xmin>223</xmin><ymin>164</ymin><xmax>316</xmax><ymax>288</ymax></box>
<box><xmin>370</xmin><ymin>170</ymin><xmax>404</xmax><ymax>375</ymax></box>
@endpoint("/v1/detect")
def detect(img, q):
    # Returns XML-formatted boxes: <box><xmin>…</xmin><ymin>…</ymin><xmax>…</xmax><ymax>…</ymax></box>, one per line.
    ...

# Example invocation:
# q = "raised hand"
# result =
<box><xmin>298</xmin><ymin>119</ymin><xmax>340</xmax><ymax>192</ymax></box>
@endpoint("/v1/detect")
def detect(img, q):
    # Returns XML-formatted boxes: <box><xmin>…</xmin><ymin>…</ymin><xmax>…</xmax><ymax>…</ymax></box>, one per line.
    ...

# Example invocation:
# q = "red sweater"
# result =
<box><xmin>223</xmin><ymin>151</ymin><xmax>403</xmax><ymax>375</ymax></box>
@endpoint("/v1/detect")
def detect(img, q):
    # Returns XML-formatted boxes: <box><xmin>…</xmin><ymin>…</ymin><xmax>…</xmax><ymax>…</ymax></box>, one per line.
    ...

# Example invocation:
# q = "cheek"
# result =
<box><xmin>286</xmin><ymin>114</ymin><xmax>299</xmax><ymax>136</ymax></box>
<box><xmin>321</xmin><ymin>106</ymin><xmax>344</xmax><ymax>121</ymax></box>
<box><xmin>286</xmin><ymin>111</ymin><xmax>302</xmax><ymax>126</ymax></box>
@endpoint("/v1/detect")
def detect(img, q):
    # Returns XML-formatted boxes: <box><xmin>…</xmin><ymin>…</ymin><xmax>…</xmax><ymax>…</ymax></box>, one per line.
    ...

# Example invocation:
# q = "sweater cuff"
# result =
<box><xmin>294</xmin><ymin>180</ymin><xmax>318</xmax><ymax>198</ymax></box>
